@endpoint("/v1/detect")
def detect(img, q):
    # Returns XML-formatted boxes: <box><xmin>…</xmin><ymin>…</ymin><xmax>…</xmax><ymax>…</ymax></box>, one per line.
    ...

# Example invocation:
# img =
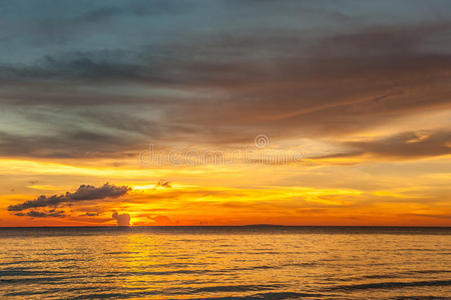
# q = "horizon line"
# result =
<box><xmin>1</xmin><ymin>224</ymin><xmax>451</xmax><ymax>229</ymax></box>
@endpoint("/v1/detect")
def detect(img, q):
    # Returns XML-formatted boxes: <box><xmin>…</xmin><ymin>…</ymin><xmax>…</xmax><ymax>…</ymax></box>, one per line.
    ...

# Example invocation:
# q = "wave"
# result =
<box><xmin>194</xmin><ymin>291</ymin><xmax>325</xmax><ymax>299</ymax></box>
<box><xmin>0</xmin><ymin>258</ymin><xmax>86</xmax><ymax>266</ymax></box>
<box><xmin>69</xmin><ymin>291</ymin><xmax>324</xmax><ymax>300</ymax></box>
<box><xmin>333</xmin><ymin>269</ymin><xmax>451</xmax><ymax>282</ymax></box>
<box><xmin>191</xmin><ymin>284</ymin><xmax>282</xmax><ymax>293</ymax></box>
<box><xmin>331</xmin><ymin>279</ymin><xmax>451</xmax><ymax>291</ymax></box>
<box><xmin>0</xmin><ymin>269</ymin><xmax>66</xmax><ymax>276</ymax></box>
<box><xmin>0</xmin><ymin>276</ymin><xmax>79</xmax><ymax>285</ymax></box>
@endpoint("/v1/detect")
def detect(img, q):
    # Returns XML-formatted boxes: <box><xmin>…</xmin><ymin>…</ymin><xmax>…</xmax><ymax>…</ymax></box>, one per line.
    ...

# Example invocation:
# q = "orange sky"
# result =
<box><xmin>1</xmin><ymin>148</ymin><xmax>451</xmax><ymax>226</ymax></box>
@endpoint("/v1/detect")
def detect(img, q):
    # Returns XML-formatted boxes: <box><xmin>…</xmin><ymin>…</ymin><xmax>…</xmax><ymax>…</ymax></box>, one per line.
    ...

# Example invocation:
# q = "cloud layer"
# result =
<box><xmin>1</xmin><ymin>1</ymin><xmax>451</xmax><ymax>160</ymax></box>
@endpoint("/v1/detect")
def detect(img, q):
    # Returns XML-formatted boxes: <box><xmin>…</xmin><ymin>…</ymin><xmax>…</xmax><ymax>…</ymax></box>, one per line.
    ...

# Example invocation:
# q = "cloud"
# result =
<box><xmin>8</xmin><ymin>183</ymin><xmax>130</xmax><ymax>211</ymax></box>
<box><xmin>14</xmin><ymin>210</ymin><xmax>65</xmax><ymax>218</ymax></box>
<box><xmin>0</xmin><ymin>125</ymin><xmax>152</xmax><ymax>158</ymax></box>
<box><xmin>349</xmin><ymin>130</ymin><xmax>451</xmax><ymax>158</ymax></box>
<box><xmin>320</xmin><ymin>130</ymin><xmax>451</xmax><ymax>160</ymax></box>
<box><xmin>80</xmin><ymin>212</ymin><xmax>99</xmax><ymax>217</ymax></box>
<box><xmin>1</xmin><ymin>1</ymin><xmax>451</xmax><ymax>163</ymax></box>
<box><xmin>112</xmin><ymin>212</ymin><xmax>131</xmax><ymax>226</ymax></box>
<box><xmin>156</xmin><ymin>180</ymin><xmax>172</xmax><ymax>188</ymax></box>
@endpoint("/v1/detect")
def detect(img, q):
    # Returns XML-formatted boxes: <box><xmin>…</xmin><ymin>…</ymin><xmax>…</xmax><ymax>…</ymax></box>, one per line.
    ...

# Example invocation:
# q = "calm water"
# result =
<box><xmin>0</xmin><ymin>226</ymin><xmax>450</xmax><ymax>299</ymax></box>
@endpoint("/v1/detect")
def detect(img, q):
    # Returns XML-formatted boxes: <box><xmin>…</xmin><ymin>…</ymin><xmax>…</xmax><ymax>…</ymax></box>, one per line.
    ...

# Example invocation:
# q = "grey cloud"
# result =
<box><xmin>15</xmin><ymin>210</ymin><xmax>66</xmax><ymax>218</ymax></box>
<box><xmin>156</xmin><ymin>180</ymin><xmax>171</xmax><ymax>188</ymax></box>
<box><xmin>80</xmin><ymin>212</ymin><xmax>99</xmax><ymax>217</ymax></box>
<box><xmin>1</xmin><ymin>2</ymin><xmax>451</xmax><ymax>160</ymax></box>
<box><xmin>0</xmin><ymin>123</ymin><xmax>154</xmax><ymax>158</ymax></box>
<box><xmin>112</xmin><ymin>212</ymin><xmax>130</xmax><ymax>226</ymax></box>
<box><xmin>347</xmin><ymin>130</ymin><xmax>451</xmax><ymax>159</ymax></box>
<box><xmin>0</xmin><ymin>50</ymin><xmax>148</xmax><ymax>83</ymax></box>
<box><xmin>80</xmin><ymin>0</ymin><xmax>191</xmax><ymax>21</ymax></box>
<box><xmin>8</xmin><ymin>183</ymin><xmax>130</xmax><ymax>211</ymax></box>
<box><xmin>315</xmin><ymin>130</ymin><xmax>451</xmax><ymax>160</ymax></box>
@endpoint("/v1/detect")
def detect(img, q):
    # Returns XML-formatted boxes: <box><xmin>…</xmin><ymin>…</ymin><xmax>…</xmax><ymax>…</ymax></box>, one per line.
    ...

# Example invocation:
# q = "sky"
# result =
<box><xmin>1</xmin><ymin>0</ymin><xmax>451</xmax><ymax>226</ymax></box>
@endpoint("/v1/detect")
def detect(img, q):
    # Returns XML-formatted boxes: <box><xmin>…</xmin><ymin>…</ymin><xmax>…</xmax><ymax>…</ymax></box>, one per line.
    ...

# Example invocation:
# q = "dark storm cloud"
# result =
<box><xmin>1</xmin><ymin>1</ymin><xmax>451</xmax><ymax>159</ymax></box>
<box><xmin>8</xmin><ymin>183</ymin><xmax>130</xmax><ymax>211</ymax></box>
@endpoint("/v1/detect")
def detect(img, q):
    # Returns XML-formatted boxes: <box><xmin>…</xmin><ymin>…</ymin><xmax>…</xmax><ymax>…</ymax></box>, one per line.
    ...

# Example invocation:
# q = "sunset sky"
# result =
<box><xmin>1</xmin><ymin>0</ymin><xmax>451</xmax><ymax>227</ymax></box>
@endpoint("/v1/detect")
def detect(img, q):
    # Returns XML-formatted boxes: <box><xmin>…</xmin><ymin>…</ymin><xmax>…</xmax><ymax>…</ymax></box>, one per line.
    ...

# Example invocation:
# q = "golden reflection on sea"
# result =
<box><xmin>0</xmin><ymin>227</ymin><xmax>450</xmax><ymax>299</ymax></box>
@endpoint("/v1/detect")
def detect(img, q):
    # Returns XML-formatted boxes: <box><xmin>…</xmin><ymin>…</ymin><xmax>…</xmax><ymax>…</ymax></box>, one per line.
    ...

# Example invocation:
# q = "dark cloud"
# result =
<box><xmin>156</xmin><ymin>180</ymin><xmax>172</xmax><ymax>188</ymax></box>
<box><xmin>80</xmin><ymin>212</ymin><xmax>99</xmax><ymax>217</ymax></box>
<box><xmin>15</xmin><ymin>210</ymin><xmax>66</xmax><ymax>218</ymax></box>
<box><xmin>0</xmin><ymin>50</ymin><xmax>148</xmax><ymax>83</ymax></box>
<box><xmin>3</xmin><ymin>25</ymin><xmax>449</xmax><ymax>143</ymax></box>
<box><xmin>112</xmin><ymin>212</ymin><xmax>130</xmax><ymax>226</ymax></box>
<box><xmin>8</xmin><ymin>183</ymin><xmax>130</xmax><ymax>211</ymax></box>
<box><xmin>80</xmin><ymin>0</ymin><xmax>191</xmax><ymax>21</ymax></box>
<box><xmin>337</xmin><ymin>130</ymin><xmax>451</xmax><ymax>159</ymax></box>
<box><xmin>0</xmin><ymin>127</ymin><xmax>149</xmax><ymax>158</ymax></box>
<box><xmin>1</xmin><ymin>2</ymin><xmax>451</xmax><ymax>160</ymax></box>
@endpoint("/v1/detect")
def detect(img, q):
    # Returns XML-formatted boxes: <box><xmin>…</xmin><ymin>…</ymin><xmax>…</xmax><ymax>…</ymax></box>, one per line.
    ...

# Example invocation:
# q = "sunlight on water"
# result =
<box><xmin>0</xmin><ymin>227</ymin><xmax>450</xmax><ymax>299</ymax></box>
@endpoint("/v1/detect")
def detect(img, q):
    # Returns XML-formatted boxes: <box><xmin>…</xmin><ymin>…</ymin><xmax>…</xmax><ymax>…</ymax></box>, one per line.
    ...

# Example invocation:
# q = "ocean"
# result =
<box><xmin>0</xmin><ymin>226</ymin><xmax>450</xmax><ymax>299</ymax></box>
